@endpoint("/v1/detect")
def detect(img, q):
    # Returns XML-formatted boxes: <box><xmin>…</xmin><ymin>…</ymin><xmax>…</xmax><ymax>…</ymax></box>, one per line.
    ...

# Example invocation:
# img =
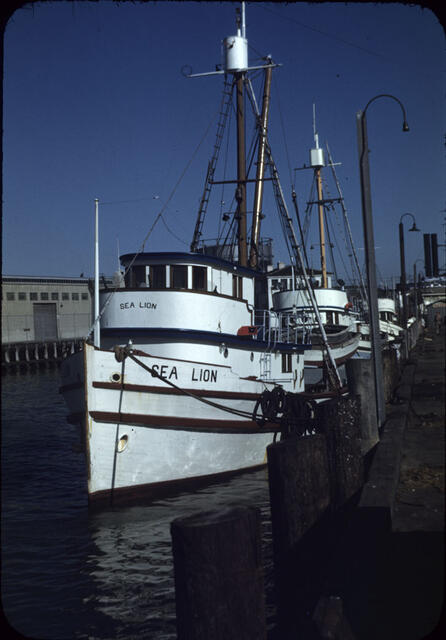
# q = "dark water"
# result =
<box><xmin>1</xmin><ymin>368</ymin><xmax>274</xmax><ymax>639</ymax></box>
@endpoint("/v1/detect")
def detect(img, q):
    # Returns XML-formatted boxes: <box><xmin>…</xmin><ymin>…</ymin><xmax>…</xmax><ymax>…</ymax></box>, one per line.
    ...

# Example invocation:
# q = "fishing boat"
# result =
<box><xmin>266</xmin><ymin>113</ymin><xmax>360</xmax><ymax>390</ymax></box>
<box><xmin>60</xmin><ymin>3</ymin><xmax>343</xmax><ymax>506</ymax></box>
<box><xmin>356</xmin><ymin>295</ymin><xmax>403</xmax><ymax>357</ymax></box>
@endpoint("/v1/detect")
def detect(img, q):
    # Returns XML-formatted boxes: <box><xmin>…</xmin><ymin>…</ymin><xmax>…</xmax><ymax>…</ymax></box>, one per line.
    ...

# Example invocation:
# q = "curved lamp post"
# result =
<box><xmin>356</xmin><ymin>94</ymin><xmax>409</xmax><ymax>428</ymax></box>
<box><xmin>399</xmin><ymin>212</ymin><xmax>420</xmax><ymax>328</ymax></box>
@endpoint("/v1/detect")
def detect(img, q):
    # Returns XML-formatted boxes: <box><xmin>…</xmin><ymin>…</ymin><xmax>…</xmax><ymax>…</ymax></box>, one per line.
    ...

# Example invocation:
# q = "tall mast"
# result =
<box><xmin>249</xmin><ymin>62</ymin><xmax>273</xmax><ymax>268</ymax></box>
<box><xmin>187</xmin><ymin>2</ymin><xmax>280</xmax><ymax>264</ymax></box>
<box><xmin>235</xmin><ymin>6</ymin><xmax>248</xmax><ymax>266</ymax></box>
<box><xmin>310</xmin><ymin>105</ymin><xmax>328</xmax><ymax>287</ymax></box>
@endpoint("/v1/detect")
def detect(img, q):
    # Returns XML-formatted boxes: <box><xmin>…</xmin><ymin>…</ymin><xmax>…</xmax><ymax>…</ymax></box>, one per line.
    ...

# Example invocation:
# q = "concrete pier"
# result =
<box><xmin>1</xmin><ymin>338</ymin><xmax>83</xmax><ymax>373</ymax></box>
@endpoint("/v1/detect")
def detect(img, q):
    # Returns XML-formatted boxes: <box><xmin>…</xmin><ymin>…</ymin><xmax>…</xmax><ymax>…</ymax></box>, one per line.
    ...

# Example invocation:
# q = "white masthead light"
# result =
<box><xmin>309</xmin><ymin>104</ymin><xmax>325</xmax><ymax>168</ymax></box>
<box><xmin>223</xmin><ymin>3</ymin><xmax>248</xmax><ymax>72</ymax></box>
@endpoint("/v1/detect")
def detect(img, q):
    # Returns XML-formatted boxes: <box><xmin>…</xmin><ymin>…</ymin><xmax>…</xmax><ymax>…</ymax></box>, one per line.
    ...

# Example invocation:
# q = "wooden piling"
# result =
<box><xmin>316</xmin><ymin>395</ymin><xmax>364</xmax><ymax>507</ymax></box>
<box><xmin>267</xmin><ymin>434</ymin><xmax>331</xmax><ymax>636</ymax></box>
<box><xmin>171</xmin><ymin>505</ymin><xmax>266</xmax><ymax>640</ymax></box>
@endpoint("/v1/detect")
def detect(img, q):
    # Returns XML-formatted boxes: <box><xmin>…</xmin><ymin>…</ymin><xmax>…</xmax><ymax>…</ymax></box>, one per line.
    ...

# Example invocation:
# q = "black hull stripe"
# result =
<box><xmin>89</xmin><ymin>410</ymin><xmax>278</xmax><ymax>433</ymax></box>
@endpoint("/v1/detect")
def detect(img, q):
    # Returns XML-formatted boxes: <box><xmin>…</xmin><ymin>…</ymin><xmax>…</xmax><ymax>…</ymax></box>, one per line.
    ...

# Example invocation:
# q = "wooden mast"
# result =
<box><xmin>316</xmin><ymin>166</ymin><xmax>328</xmax><ymax>288</ymax></box>
<box><xmin>310</xmin><ymin>106</ymin><xmax>328</xmax><ymax>288</ymax></box>
<box><xmin>249</xmin><ymin>63</ymin><xmax>273</xmax><ymax>268</ymax></box>
<box><xmin>236</xmin><ymin>69</ymin><xmax>248</xmax><ymax>266</ymax></box>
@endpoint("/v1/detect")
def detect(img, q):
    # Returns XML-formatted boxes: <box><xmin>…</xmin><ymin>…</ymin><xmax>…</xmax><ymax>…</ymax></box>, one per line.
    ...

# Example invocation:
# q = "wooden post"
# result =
<box><xmin>171</xmin><ymin>506</ymin><xmax>266</xmax><ymax>640</ymax></box>
<box><xmin>316</xmin><ymin>396</ymin><xmax>364</xmax><ymax>507</ymax></box>
<box><xmin>345</xmin><ymin>359</ymin><xmax>379</xmax><ymax>454</ymax></box>
<box><xmin>267</xmin><ymin>434</ymin><xmax>331</xmax><ymax>636</ymax></box>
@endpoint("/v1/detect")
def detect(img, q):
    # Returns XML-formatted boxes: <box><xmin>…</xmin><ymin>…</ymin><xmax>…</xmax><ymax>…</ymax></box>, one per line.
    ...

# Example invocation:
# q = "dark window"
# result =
<box><xmin>192</xmin><ymin>266</ymin><xmax>207</xmax><ymax>291</ymax></box>
<box><xmin>62</xmin><ymin>292</ymin><xmax>69</xmax><ymax>300</ymax></box>
<box><xmin>132</xmin><ymin>265</ymin><xmax>147</xmax><ymax>287</ymax></box>
<box><xmin>6</xmin><ymin>292</ymin><xmax>15</xmax><ymax>301</ymax></box>
<box><xmin>40</xmin><ymin>292</ymin><xmax>49</xmax><ymax>301</ymax></box>
<box><xmin>232</xmin><ymin>275</ymin><xmax>243</xmax><ymax>299</ymax></box>
<box><xmin>326</xmin><ymin>311</ymin><xmax>333</xmax><ymax>324</ymax></box>
<box><xmin>72</xmin><ymin>293</ymin><xmax>79</xmax><ymax>301</ymax></box>
<box><xmin>281</xmin><ymin>353</ymin><xmax>292</xmax><ymax>373</ymax></box>
<box><xmin>150</xmin><ymin>265</ymin><xmax>166</xmax><ymax>288</ymax></box>
<box><xmin>171</xmin><ymin>265</ymin><xmax>188</xmax><ymax>289</ymax></box>
<box><xmin>18</xmin><ymin>292</ymin><xmax>27</xmax><ymax>301</ymax></box>
<box><xmin>51</xmin><ymin>292</ymin><xmax>59</xmax><ymax>301</ymax></box>
<box><xmin>30</xmin><ymin>292</ymin><xmax>38</xmax><ymax>301</ymax></box>
<box><xmin>81</xmin><ymin>292</ymin><xmax>89</xmax><ymax>300</ymax></box>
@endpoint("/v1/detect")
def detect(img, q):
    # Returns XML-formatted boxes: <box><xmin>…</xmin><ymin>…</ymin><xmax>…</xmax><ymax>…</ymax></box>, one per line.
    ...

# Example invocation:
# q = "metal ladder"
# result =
<box><xmin>190</xmin><ymin>76</ymin><xmax>235</xmax><ymax>252</ymax></box>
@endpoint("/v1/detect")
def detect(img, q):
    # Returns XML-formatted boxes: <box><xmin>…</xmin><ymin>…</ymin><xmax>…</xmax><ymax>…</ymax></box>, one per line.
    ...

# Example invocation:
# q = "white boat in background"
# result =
<box><xmin>263</xmin><ymin>112</ymin><xmax>360</xmax><ymax>391</ymax></box>
<box><xmin>60</xmin><ymin>3</ymin><xmax>340</xmax><ymax>506</ymax></box>
<box><xmin>356</xmin><ymin>296</ymin><xmax>403</xmax><ymax>357</ymax></box>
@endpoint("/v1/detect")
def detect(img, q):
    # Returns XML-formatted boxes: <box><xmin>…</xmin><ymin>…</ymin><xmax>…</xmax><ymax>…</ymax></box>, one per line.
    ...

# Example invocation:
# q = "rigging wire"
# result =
<box><xmin>85</xmin><ymin>110</ymin><xmax>217</xmax><ymax>341</ymax></box>
<box><xmin>273</xmin><ymin>73</ymin><xmax>294</xmax><ymax>189</ymax></box>
<box><xmin>159</xmin><ymin>213</ymin><xmax>189</xmax><ymax>246</ymax></box>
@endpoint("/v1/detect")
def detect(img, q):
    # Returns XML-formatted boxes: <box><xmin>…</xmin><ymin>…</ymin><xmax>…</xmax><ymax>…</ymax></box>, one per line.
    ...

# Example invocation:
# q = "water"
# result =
<box><xmin>1</xmin><ymin>368</ymin><xmax>274</xmax><ymax>639</ymax></box>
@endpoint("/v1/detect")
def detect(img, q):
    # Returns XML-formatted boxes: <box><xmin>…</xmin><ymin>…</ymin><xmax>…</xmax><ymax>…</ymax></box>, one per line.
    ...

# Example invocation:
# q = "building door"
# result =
<box><xmin>33</xmin><ymin>303</ymin><xmax>58</xmax><ymax>341</ymax></box>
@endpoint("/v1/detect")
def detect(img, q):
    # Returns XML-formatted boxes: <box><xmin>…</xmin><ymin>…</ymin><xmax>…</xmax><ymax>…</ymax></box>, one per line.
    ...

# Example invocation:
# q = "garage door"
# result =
<box><xmin>33</xmin><ymin>303</ymin><xmax>58</xmax><ymax>341</ymax></box>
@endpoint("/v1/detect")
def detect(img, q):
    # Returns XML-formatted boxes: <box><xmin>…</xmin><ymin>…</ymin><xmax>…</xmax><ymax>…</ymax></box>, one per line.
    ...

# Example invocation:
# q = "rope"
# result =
<box><xmin>123</xmin><ymin>348</ymin><xmax>261</xmax><ymax>421</ymax></box>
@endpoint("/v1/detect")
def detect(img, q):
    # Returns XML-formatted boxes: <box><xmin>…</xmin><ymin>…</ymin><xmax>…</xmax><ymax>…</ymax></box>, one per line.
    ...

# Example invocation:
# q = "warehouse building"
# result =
<box><xmin>2</xmin><ymin>275</ymin><xmax>94</xmax><ymax>345</ymax></box>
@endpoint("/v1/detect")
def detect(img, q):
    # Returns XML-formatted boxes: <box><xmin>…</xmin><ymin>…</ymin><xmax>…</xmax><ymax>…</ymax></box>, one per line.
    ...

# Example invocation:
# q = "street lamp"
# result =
<box><xmin>399</xmin><ymin>212</ymin><xmax>420</xmax><ymax>329</ymax></box>
<box><xmin>356</xmin><ymin>94</ymin><xmax>409</xmax><ymax>428</ymax></box>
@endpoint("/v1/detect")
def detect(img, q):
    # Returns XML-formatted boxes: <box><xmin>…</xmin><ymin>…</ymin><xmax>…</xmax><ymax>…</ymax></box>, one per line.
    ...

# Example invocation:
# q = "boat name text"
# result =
<box><xmin>151</xmin><ymin>364</ymin><xmax>218</xmax><ymax>383</ymax></box>
<box><xmin>120</xmin><ymin>301</ymin><xmax>157</xmax><ymax>310</ymax></box>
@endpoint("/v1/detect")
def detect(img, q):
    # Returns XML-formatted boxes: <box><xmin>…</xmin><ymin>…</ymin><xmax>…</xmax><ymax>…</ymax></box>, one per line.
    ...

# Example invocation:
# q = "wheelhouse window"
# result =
<box><xmin>171</xmin><ymin>265</ymin><xmax>188</xmax><ymax>289</ymax></box>
<box><xmin>192</xmin><ymin>266</ymin><xmax>207</xmax><ymax>291</ymax></box>
<box><xmin>149</xmin><ymin>265</ymin><xmax>166</xmax><ymax>288</ymax></box>
<box><xmin>232</xmin><ymin>275</ymin><xmax>243</xmax><ymax>300</ymax></box>
<box><xmin>281</xmin><ymin>353</ymin><xmax>292</xmax><ymax>373</ymax></box>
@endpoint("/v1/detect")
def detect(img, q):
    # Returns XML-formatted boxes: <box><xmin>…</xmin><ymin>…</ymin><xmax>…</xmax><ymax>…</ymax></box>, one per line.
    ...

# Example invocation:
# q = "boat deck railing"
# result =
<box><xmin>254</xmin><ymin>310</ymin><xmax>313</xmax><ymax>347</ymax></box>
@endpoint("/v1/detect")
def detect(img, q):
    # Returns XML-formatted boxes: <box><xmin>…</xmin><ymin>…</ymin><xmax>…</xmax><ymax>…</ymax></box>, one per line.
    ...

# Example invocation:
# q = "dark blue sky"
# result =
<box><xmin>3</xmin><ymin>1</ymin><xmax>445</xmax><ymax>284</ymax></box>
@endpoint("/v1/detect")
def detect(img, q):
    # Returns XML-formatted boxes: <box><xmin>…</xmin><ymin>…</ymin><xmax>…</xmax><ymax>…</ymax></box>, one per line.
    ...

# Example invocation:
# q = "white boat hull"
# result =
<box><xmin>61</xmin><ymin>340</ymin><xmax>306</xmax><ymax>505</ymax></box>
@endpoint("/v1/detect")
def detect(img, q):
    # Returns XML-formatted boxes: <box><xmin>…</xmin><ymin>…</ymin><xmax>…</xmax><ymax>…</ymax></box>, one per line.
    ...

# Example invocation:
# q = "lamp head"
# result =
<box><xmin>402</xmin><ymin>121</ymin><xmax>410</xmax><ymax>132</ymax></box>
<box><xmin>409</xmin><ymin>222</ymin><xmax>420</xmax><ymax>232</ymax></box>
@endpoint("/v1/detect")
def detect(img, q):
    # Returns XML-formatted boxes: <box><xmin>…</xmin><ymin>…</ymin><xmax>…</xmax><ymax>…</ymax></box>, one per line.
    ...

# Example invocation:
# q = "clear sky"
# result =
<box><xmin>2</xmin><ymin>1</ymin><xmax>445</xmax><ymax>286</ymax></box>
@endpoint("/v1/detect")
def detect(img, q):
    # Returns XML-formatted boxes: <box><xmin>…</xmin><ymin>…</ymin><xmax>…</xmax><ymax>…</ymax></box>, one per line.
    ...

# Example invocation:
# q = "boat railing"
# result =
<box><xmin>253</xmin><ymin>310</ymin><xmax>311</xmax><ymax>347</ymax></box>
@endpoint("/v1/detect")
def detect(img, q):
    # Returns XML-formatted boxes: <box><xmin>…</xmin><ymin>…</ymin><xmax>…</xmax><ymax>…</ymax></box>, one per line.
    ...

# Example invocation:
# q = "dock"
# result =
<box><xmin>170</xmin><ymin>324</ymin><xmax>444</xmax><ymax>639</ymax></box>
<box><xmin>1</xmin><ymin>338</ymin><xmax>83</xmax><ymax>373</ymax></box>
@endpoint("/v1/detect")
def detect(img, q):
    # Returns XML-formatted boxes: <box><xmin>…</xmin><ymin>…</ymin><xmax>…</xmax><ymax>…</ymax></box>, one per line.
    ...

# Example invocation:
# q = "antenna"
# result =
<box><xmin>313</xmin><ymin>103</ymin><xmax>319</xmax><ymax>149</ymax></box>
<box><xmin>241</xmin><ymin>1</ymin><xmax>246</xmax><ymax>38</ymax></box>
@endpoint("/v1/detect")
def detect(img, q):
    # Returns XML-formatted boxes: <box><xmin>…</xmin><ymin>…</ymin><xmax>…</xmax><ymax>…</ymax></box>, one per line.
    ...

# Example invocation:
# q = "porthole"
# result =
<box><xmin>111</xmin><ymin>372</ymin><xmax>122</xmax><ymax>383</ymax></box>
<box><xmin>117</xmin><ymin>434</ymin><xmax>128</xmax><ymax>453</ymax></box>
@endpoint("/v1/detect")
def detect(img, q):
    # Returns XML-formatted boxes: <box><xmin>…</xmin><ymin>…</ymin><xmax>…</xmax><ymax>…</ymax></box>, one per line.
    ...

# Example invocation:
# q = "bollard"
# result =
<box><xmin>345</xmin><ymin>358</ymin><xmax>379</xmax><ymax>454</ymax></box>
<box><xmin>316</xmin><ymin>395</ymin><xmax>364</xmax><ymax>507</ymax></box>
<box><xmin>267</xmin><ymin>434</ymin><xmax>331</xmax><ymax>636</ymax></box>
<box><xmin>171</xmin><ymin>506</ymin><xmax>267</xmax><ymax>640</ymax></box>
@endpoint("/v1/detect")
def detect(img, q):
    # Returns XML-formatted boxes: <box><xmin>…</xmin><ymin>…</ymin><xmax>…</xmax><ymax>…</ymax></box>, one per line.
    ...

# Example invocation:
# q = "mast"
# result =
<box><xmin>236</xmin><ymin>67</ymin><xmax>248</xmax><ymax>266</ymax></box>
<box><xmin>310</xmin><ymin>106</ymin><xmax>328</xmax><ymax>288</ymax></box>
<box><xmin>94</xmin><ymin>198</ymin><xmax>100</xmax><ymax>348</ymax></box>
<box><xmin>249</xmin><ymin>62</ymin><xmax>273</xmax><ymax>268</ymax></box>
<box><xmin>187</xmin><ymin>2</ymin><xmax>280</xmax><ymax>265</ymax></box>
